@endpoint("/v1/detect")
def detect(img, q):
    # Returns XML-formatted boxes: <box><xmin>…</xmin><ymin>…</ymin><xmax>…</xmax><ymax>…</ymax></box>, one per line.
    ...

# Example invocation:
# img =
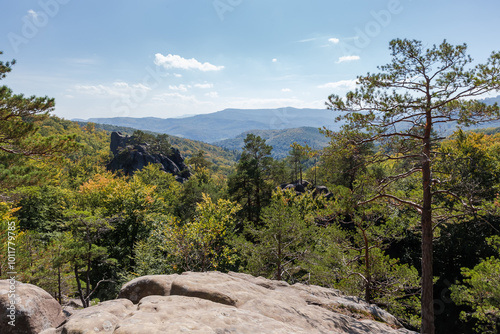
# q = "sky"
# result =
<box><xmin>1</xmin><ymin>0</ymin><xmax>500</xmax><ymax>120</ymax></box>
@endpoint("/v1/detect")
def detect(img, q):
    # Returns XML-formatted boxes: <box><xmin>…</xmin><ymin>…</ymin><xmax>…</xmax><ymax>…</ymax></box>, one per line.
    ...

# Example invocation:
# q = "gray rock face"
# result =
<box><xmin>42</xmin><ymin>272</ymin><xmax>417</xmax><ymax>334</ymax></box>
<box><xmin>0</xmin><ymin>279</ymin><xmax>65</xmax><ymax>334</ymax></box>
<box><xmin>280</xmin><ymin>181</ymin><xmax>334</xmax><ymax>199</ymax></box>
<box><xmin>107</xmin><ymin>131</ymin><xmax>191</xmax><ymax>181</ymax></box>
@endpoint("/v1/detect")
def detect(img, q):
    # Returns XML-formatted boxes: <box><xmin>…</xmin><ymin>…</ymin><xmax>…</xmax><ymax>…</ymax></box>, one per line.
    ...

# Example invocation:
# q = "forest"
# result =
<box><xmin>1</xmin><ymin>40</ymin><xmax>500</xmax><ymax>334</ymax></box>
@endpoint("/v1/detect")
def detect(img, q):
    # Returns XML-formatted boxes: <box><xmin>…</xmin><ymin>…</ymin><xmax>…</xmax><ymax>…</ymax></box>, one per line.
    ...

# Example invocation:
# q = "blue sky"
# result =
<box><xmin>1</xmin><ymin>0</ymin><xmax>500</xmax><ymax>120</ymax></box>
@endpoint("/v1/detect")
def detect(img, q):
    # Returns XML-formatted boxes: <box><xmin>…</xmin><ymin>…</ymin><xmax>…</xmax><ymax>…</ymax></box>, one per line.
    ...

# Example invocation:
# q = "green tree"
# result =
<box><xmin>176</xmin><ymin>167</ymin><xmax>225</xmax><ymax>221</ymax></box>
<box><xmin>15</xmin><ymin>185</ymin><xmax>73</xmax><ymax>240</ymax></box>
<box><xmin>160</xmin><ymin>194</ymin><xmax>241</xmax><ymax>272</ymax></box>
<box><xmin>310</xmin><ymin>190</ymin><xmax>421</xmax><ymax>327</ymax></box>
<box><xmin>288</xmin><ymin>142</ymin><xmax>311</xmax><ymax>184</ymax></box>
<box><xmin>131</xmin><ymin>130</ymin><xmax>171</xmax><ymax>155</ymax></box>
<box><xmin>189</xmin><ymin>150</ymin><xmax>212</xmax><ymax>171</ymax></box>
<box><xmin>63</xmin><ymin>211</ymin><xmax>115</xmax><ymax>308</ymax></box>
<box><xmin>240</xmin><ymin>188</ymin><xmax>320</xmax><ymax>282</ymax></box>
<box><xmin>228</xmin><ymin>134</ymin><xmax>275</xmax><ymax>223</ymax></box>
<box><xmin>451</xmin><ymin>236</ymin><xmax>500</xmax><ymax>333</ymax></box>
<box><xmin>436</xmin><ymin>130</ymin><xmax>500</xmax><ymax>204</ymax></box>
<box><xmin>77</xmin><ymin>172</ymin><xmax>163</xmax><ymax>271</ymax></box>
<box><xmin>319</xmin><ymin>129</ymin><xmax>374</xmax><ymax>190</ymax></box>
<box><xmin>0</xmin><ymin>52</ymin><xmax>75</xmax><ymax>158</ymax></box>
<box><xmin>326</xmin><ymin>39</ymin><xmax>500</xmax><ymax>333</ymax></box>
<box><xmin>133</xmin><ymin>163</ymin><xmax>181</xmax><ymax>213</ymax></box>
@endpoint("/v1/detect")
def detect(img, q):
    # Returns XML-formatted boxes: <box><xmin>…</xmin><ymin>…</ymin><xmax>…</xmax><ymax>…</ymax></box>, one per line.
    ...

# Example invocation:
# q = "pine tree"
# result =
<box><xmin>327</xmin><ymin>39</ymin><xmax>500</xmax><ymax>333</ymax></box>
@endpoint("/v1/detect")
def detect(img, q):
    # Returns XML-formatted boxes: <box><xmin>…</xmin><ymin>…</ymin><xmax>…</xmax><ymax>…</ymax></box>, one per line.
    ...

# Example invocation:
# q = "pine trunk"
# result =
<box><xmin>421</xmin><ymin>111</ymin><xmax>435</xmax><ymax>334</ymax></box>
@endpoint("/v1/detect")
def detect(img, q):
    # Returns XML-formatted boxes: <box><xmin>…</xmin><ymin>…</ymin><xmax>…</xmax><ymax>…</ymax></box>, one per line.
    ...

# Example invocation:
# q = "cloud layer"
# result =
<box><xmin>318</xmin><ymin>79</ymin><xmax>357</xmax><ymax>90</ymax></box>
<box><xmin>154</xmin><ymin>53</ymin><xmax>224</xmax><ymax>71</ymax></box>
<box><xmin>337</xmin><ymin>55</ymin><xmax>360</xmax><ymax>63</ymax></box>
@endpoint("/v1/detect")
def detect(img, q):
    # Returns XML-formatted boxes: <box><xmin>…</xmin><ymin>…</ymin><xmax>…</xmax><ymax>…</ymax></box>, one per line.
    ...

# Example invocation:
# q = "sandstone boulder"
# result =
<box><xmin>42</xmin><ymin>271</ymin><xmax>416</xmax><ymax>334</ymax></box>
<box><xmin>0</xmin><ymin>279</ymin><xmax>65</xmax><ymax>334</ymax></box>
<box><xmin>118</xmin><ymin>274</ymin><xmax>178</xmax><ymax>304</ymax></box>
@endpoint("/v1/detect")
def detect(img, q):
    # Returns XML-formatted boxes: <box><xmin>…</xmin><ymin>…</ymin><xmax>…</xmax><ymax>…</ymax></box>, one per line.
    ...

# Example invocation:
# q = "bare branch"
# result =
<box><xmin>358</xmin><ymin>194</ymin><xmax>423</xmax><ymax>213</ymax></box>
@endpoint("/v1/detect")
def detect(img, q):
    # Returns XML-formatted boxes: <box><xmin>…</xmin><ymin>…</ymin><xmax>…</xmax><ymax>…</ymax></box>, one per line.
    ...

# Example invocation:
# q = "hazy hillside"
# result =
<box><xmin>214</xmin><ymin>127</ymin><xmax>329</xmax><ymax>159</ymax></box>
<box><xmin>82</xmin><ymin>107</ymin><xmax>342</xmax><ymax>143</ymax></box>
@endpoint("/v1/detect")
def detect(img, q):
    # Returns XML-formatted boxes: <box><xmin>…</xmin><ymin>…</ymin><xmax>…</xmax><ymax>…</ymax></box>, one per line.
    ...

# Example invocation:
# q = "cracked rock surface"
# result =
<box><xmin>37</xmin><ymin>271</ymin><xmax>417</xmax><ymax>334</ymax></box>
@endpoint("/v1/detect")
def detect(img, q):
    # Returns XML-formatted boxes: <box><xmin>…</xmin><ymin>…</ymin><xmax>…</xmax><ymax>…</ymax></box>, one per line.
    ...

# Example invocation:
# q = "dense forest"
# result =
<box><xmin>1</xmin><ymin>40</ymin><xmax>500</xmax><ymax>333</ymax></box>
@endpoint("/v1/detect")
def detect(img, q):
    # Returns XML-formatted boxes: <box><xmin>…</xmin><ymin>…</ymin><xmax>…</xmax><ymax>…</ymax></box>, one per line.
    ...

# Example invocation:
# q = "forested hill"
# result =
<box><xmin>81</xmin><ymin>107</ymin><xmax>342</xmax><ymax>143</ymax></box>
<box><xmin>214</xmin><ymin>127</ymin><xmax>330</xmax><ymax>159</ymax></box>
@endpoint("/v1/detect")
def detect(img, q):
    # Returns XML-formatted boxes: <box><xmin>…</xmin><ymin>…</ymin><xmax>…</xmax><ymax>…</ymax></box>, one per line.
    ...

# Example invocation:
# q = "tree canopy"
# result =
<box><xmin>0</xmin><ymin>51</ymin><xmax>75</xmax><ymax>158</ymax></box>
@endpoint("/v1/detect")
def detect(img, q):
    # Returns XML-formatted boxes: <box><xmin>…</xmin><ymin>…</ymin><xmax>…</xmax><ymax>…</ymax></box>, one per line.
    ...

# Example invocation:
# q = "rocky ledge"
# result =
<box><xmin>1</xmin><ymin>271</ymin><xmax>417</xmax><ymax>334</ymax></box>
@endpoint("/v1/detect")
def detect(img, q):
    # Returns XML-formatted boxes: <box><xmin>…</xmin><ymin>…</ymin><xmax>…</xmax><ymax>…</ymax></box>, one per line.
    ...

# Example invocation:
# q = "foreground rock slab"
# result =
<box><xmin>0</xmin><ymin>280</ymin><xmax>65</xmax><ymax>334</ymax></box>
<box><xmin>41</xmin><ymin>271</ymin><xmax>417</xmax><ymax>334</ymax></box>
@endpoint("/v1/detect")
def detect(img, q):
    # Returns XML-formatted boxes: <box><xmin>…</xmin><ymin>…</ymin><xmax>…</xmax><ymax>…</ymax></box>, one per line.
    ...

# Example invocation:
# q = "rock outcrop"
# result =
<box><xmin>280</xmin><ymin>180</ymin><xmax>334</xmax><ymax>200</ymax></box>
<box><xmin>40</xmin><ymin>271</ymin><xmax>417</xmax><ymax>334</ymax></box>
<box><xmin>0</xmin><ymin>280</ymin><xmax>65</xmax><ymax>334</ymax></box>
<box><xmin>107</xmin><ymin>131</ymin><xmax>191</xmax><ymax>182</ymax></box>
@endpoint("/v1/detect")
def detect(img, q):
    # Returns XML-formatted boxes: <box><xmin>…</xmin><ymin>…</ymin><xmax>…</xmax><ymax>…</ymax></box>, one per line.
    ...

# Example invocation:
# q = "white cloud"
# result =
<box><xmin>337</xmin><ymin>55</ymin><xmax>360</xmax><ymax>63</ymax></box>
<box><xmin>113</xmin><ymin>81</ymin><xmax>129</xmax><ymax>88</ymax></box>
<box><xmin>74</xmin><ymin>81</ymin><xmax>151</xmax><ymax>98</ymax></box>
<box><xmin>281</xmin><ymin>88</ymin><xmax>292</xmax><ymax>92</ymax></box>
<box><xmin>205</xmin><ymin>92</ymin><xmax>219</xmax><ymax>98</ymax></box>
<box><xmin>154</xmin><ymin>53</ymin><xmax>224</xmax><ymax>71</ymax></box>
<box><xmin>329</xmin><ymin>38</ymin><xmax>340</xmax><ymax>44</ymax></box>
<box><xmin>169</xmin><ymin>84</ymin><xmax>189</xmax><ymax>92</ymax></box>
<box><xmin>272</xmin><ymin>58</ymin><xmax>278</xmax><ymax>63</ymax></box>
<box><xmin>27</xmin><ymin>9</ymin><xmax>38</xmax><ymax>19</ymax></box>
<box><xmin>173</xmin><ymin>73</ymin><xmax>182</xmax><ymax>78</ymax></box>
<box><xmin>153</xmin><ymin>92</ymin><xmax>197</xmax><ymax>102</ymax></box>
<box><xmin>318</xmin><ymin>79</ymin><xmax>358</xmax><ymax>90</ymax></box>
<box><xmin>194</xmin><ymin>83</ymin><xmax>214</xmax><ymax>89</ymax></box>
<box><xmin>296</xmin><ymin>37</ymin><xmax>321</xmax><ymax>43</ymax></box>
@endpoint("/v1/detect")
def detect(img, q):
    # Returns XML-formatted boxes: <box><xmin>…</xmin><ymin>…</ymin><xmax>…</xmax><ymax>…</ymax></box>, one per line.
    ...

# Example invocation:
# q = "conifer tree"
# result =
<box><xmin>0</xmin><ymin>52</ymin><xmax>74</xmax><ymax>157</ymax></box>
<box><xmin>327</xmin><ymin>39</ymin><xmax>500</xmax><ymax>333</ymax></box>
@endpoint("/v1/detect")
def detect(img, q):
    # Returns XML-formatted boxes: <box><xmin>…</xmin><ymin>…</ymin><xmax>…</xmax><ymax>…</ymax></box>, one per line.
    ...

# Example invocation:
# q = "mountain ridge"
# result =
<box><xmin>80</xmin><ymin>107</ymin><xmax>342</xmax><ymax>143</ymax></box>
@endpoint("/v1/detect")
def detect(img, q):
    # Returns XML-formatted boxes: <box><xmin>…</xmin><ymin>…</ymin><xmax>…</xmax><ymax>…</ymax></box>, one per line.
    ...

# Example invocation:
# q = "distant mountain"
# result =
<box><xmin>82</xmin><ymin>107</ymin><xmax>341</xmax><ymax>143</ymax></box>
<box><xmin>214</xmin><ymin>127</ymin><xmax>330</xmax><ymax>159</ymax></box>
<box><xmin>480</xmin><ymin>95</ymin><xmax>500</xmax><ymax>105</ymax></box>
<box><xmin>80</xmin><ymin>97</ymin><xmax>500</xmax><ymax>145</ymax></box>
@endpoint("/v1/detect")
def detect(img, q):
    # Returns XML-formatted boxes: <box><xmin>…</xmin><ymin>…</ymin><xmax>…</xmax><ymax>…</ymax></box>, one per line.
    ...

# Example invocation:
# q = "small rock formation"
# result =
<box><xmin>40</xmin><ymin>271</ymin><xmax>417</xmax><ymax>334</ymax></box>
<box><xmin>0</xmin><ymin>280</ymin><xmax>65</xmax><ymax>334</ymax></box>
<box><xmin>107</xmin><ymin>131</ymin><xmax>191</xmax><ymax>182</ymax></box>
<box><xmin>280</xmin><ymin>180</ymin><xmax>334</xmax><ymax>199</ymax></box>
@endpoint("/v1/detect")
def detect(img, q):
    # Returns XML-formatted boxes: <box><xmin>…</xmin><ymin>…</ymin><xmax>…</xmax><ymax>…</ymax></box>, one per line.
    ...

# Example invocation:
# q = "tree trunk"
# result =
<box><xmin>86</xmin><ymin>245</ymin><xmax>91</xmax><ymax>302</ymax></box>
<box><xmin>57</xmin><ymin>266</ymin><xmax>62</xmax><ymax>304</ymax></box>
<box><xmin>277</xmin><ymin>231</ymin><xmax>282</xmax><ymax>281</ymax></box>
<box><xmin>421</xmin><ymin>112</ymin><xmax>435</xmax><ymax>334</ymax></box>
<box><xmin>361</xmin><ymin>227</ymin><xmax>371</xmax><ymax>303</ymax></box>
<box><xmin>74</xmin><ymin>264</ymin><xmax>88</xmax><ymax>308</ymax></box>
